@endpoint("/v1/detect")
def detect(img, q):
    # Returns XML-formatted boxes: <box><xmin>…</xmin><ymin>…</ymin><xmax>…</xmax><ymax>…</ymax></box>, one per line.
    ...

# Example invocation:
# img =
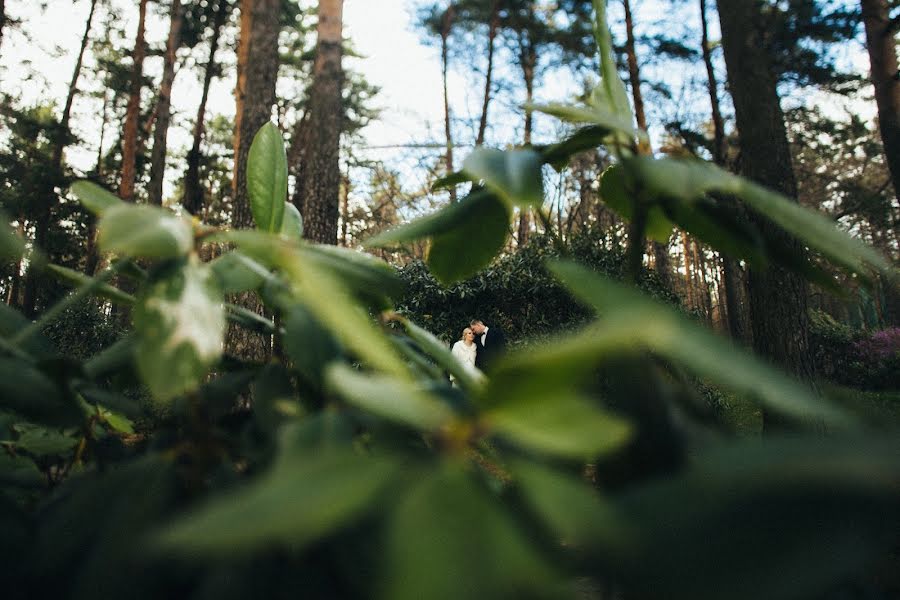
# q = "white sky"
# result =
<box><xmin>0</xmin><ymin>0</ymin><xmax>878</xmax><ymax>197</ymax></box>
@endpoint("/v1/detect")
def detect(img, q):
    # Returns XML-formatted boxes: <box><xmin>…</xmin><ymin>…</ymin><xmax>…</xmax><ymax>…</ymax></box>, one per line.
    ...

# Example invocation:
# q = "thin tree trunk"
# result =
<box><xmin>53</xmin><ymin>0</ymin><xmax>97</xmax><ymax>169</ymax></box>
<box><xmin>148</xmin><ymin>0</ymin><xmax>185</xmax><ymax>205</ymax></box>
<box><xmin>682</xmin><ymin>232</ymin><xmax>695</xmax><ymax>310</ymax></box>
<box><xmin>476</xmin><ymin>0</ymin><xmax>500</xmax><ymax>147</ymax></box>
<box><xmin>441</xmin><ymin>4</ymin><xmax>456</xmax><ymax>201</ymax></box>
<box><xmin>861</xmin><ymin>0</ymin><xmax>900</xmax><ymax>216</ymax></box>
<box><xmin>340</xmin><ymin>169</ymin><xmax>350</xmax><ymax>247</ymax></box>
<box><xmin>0</xmin><ymin>0</ymin><xmax>6</xmax><ymax>56</ymax></box>
<box><xmin>119</xmin><ymin>0</ymin><xmax>148</xmax><ymax>202</ymax></box>
<box><xmin>183</xmin><ymin>0</ymin><xmax>229</xmax><ymax>214</ymax></box>
<box><xmin>296</xmin><ymin>0</ymin><xmax>344</xmax><ymax>244</ymax></box>
<box><xmin>699</xmin><ymin>0</ymin><xmax>725</xmax><ymax>165</ymax></box>
<box><xmin>717</xmin><ymin>0</ymin><xmax>816</xmax><ymax>400</ymax></box>
<box><xmin>517</xmin><ymin>36</ymin><xmax>536</xmax><ymax>247</ymax></box>
<box><xmin>694</xmin><ymin>239</ymin><xmax>712</xmax><ymax>322</ymax></box>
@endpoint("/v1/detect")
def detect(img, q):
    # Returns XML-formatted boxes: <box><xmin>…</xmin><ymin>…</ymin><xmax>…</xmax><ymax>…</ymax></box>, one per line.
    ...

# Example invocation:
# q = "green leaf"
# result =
<box><xmin>158</xmin><ymin>445</ymin><xmax>399</xmax><ymax>556</ymax></box>
<box><xmin>133</xmin><ymin>259</ymin><xmax>226</xmax><ymax>402</ymax></box>
<box><xmin>547</xmin><ymin>260</ymin><xmax>854</xmax><ymax>427</ymax></box>
<box><xmin>247</xmin><ymin>122</ymin><xmax>288</xmax><ymax>233</ymax></box>
<box><xmin>537</xmin><ymin>125</ymin><xmax>609</xmax><ymax>171</ymax></box>
<box><xmin>0</xmin><ymin>452</ymin><xmax>44</xmax><ymax>488</ymax></box>
<box><xmin>510</xmin><ymin>458</ymin><xmax>632</xmax><ymax>551</ymax></box>
<box><xmin>0</xmin><ymin>217</ymin><xmax>24</xmax><ymax>261</ymax></box>
<box><xmin>326</xmin><ymin>363</ymin><xmax>456</xmax><ymax>431</ymax></box>
<box><xmin>280</xmin><ymin>201</ymin><xmax>303</xmax><ymax>241</ymax></box>
<box><xmin>383</xmin><ymin>463</ymin><xmax>558</xmax><ymax>600</ymax></box>
<box><xmin>0</xmin><ymin>358</ymin><xmax>80</xmax><ymax>426</ymax></box>
<box><xmin>209</xmin><ymin>252</ymin><xmax>272</xmax><ymax>295</ymax></box>
<box><xmin>611</xmin><ymin>436</ymin><xmax>900</xmax><ymax>600</ymax></box>
<box><xmin>592</xmin><ymin>0</ymin><xmax>633</xmax><ymax>121</ymax></box>
<box><xmin>485</xmin><ymin>392</ymin><xmax>631</xmax><ymax>461</ymax></box>
<box><xmin>46</xmin><ymin>263</ymin><xmax>135</xmax><ymax>305</ymax></box>
<box><xmin>71</xmin><ymin>180</ymin><xmax>123</xmax><ymax>216</ymax></box>
<box><xmin>529</xmin><ymin>102</ymin><xmax>642</xmax><ymax>143</ymax></box>
<box><xmin>300</xmin><ymin>244</ymin><xmax>405</xmax><ymax>309</ymax></box>
<box><xmin>427</xmin><ymin>192</ymin><xmax>511</xmax><ymax>285</ymax></box>
<box><xmin>98</xmin><ymin>204</ymin><xmax>193</xmax><ymax>259</ymax></box>
<box><xmin>15</xmin><ymin>426</ymin><xmax>78</xmax><ymax>456</ymax></box>
<box><xmin>628</xmin><ymin>157</ymin><xmax>894</xmax><ymax>277</ymax></box>
<box><xmin>599</xmin><ymin>164</ymin><xmax>673</xmax><ymax>243</ymax></box>
<box><xmin>432</xmin><ymin>170</ymin><xmax>470</xmax><ymax>191</ymax></box>
<box><xmin>221</xmin><ymin>231</ymin><xmax>410</xmax><ymax>378</ymax></box>
<box><xmin>462</xmin><ymin>148</ymin><xmax>544</xmax><ymax>207</ymax></box>
<box><xmin>0</xmin><ymin>304</ymin><xmax>57</xmax><ymax>360</ymax></box>
<box><xmin>282</xmin><ymin>305</ymin><xmax>342</xmax><ymax>386</ymax></box>
<box><xmin>99</xmin><ymin>406</ymin><xmax>135</xmax><ymax>434</ymax></box>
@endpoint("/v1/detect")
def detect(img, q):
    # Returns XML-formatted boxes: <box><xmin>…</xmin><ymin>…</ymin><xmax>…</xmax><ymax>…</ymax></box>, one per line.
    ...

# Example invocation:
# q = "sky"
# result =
<box><xmin>0</xmin><ymin>0</ymin><xmax>877</xmax><ymax>198</ymax></box>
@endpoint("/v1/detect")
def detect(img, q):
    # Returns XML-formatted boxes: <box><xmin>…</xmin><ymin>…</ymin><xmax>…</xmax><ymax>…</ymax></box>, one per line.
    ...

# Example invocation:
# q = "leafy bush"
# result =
<box><xmin>397</xmin><ymin>229</ymin><xmax>678</xmax><ymax>344</ymax></box>
<box><xmin>0</xmin><ymin>5</ymin><xmax>897</xmax><ymax>600</ymax></box>
<box><xmin>809</xmin><ymin>310</ymin><xmax>900</xmax><ymax>390</ymax></box>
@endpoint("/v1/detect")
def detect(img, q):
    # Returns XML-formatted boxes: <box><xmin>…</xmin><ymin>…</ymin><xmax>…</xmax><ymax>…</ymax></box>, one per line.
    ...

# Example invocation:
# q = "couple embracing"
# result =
<box><xmin>449</xmin><ymin>319</ymin><xmax>507</xmax><ymax>385</ymax></box>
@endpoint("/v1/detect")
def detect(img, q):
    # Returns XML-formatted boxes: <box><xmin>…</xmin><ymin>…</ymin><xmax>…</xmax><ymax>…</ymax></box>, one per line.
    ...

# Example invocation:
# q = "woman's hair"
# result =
<box><xmin>460</xmin><ymin>327</ymin><xmax>472</xmax><ymax>341</ymax></box>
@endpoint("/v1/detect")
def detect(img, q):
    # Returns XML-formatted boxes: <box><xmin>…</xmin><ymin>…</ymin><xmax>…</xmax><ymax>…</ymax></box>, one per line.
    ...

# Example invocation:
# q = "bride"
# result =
<box><xmin>450</xmin><ymin>327</ymin><xmax>481</xmax><ymax>386</ymax></box>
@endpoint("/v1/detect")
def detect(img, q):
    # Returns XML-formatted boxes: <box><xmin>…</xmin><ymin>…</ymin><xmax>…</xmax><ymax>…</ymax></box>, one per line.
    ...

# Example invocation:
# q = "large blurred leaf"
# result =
<box><xmin>537</xmin><ymin>125</ymin><xmax>609</xmax><ymax>171</ymax></box>
<box><xmin>611</xmin><ymin>436</ymin><xmax>900</xmax><ymax>600</ymax></box>
<box><xmin>71</xmin><ymin>180</ymin><xmax>123</xmax><ymax>216</ymax></box>
<box><xmin>0</xmin><ymin>304</ymin><xmax>57</xmax><ymax>360</ymax></box>
<box><xmin>326</xmin><ymin>363</ymin><xmax>456</xmax><ymax>431</ymax></box>
<box><xmin>484</xmin><ymin>392</ymin><xmax>631</xmax><ymax>461</ymax></box>
<box><xmin>529</xmin><ymin>103</ymin><xmax>641</xmax><ymax>143</ymax></box>
<box><xmin>98</xmin><ymin>204</ymin><xmax>193</xmax><ymax>259</ymax></box>
<box><xmin>462</xmin><ymin>148</ymin><xmax>543</xmax><ymax>207</ymax></box>
<box><xmin>209</xmin><ymin>252</ymin><xmax>272</xmax><ymax>295</ymax></box>
<box><xmin>510</xmin><ymin>459</ymin><xmax>632</xmax><ymax>551</ymax></box>
<box><xmin>592</xmin><ymin>0</ymin><xmax>633</xmax><ymax>122</ymax></box>
<box><xmin>599</xmin><ymin>163</ymin><xmax>673</xmax><ymax>243</ymax></box>
<box><xmin>300</xmin><ymin>244</ymin><xmax>405</xmax><ymax>309</ymax></box>
<box><xmin>159</xmin><ymin>442</ymin><xmax>399</xmax><ymax>556</ymax></box>
<box><xmin>14</xmin><ymin>425</ymin><xmax>78</xmax><ymax>456</ymax></box>
<box><xmin>247</xmin><ymin>122</ymin><xmax>288</xmax><ymax>233</ymax></box>
<box><xmin>221</xmin><ymin>231</ymin><xmax>409</xmax><ymax>378</ymax></box>
<box><xmin>0</xmin><ymin>218</ymin><xmax>24</xmax><ymax>261</ymax></box>
<box><xmin>47</xmin><ymin>263</ymin><xmax>135</xmax><ymax>305</ymax></box>
<box><xmin>382</xmin><ymin>463</ymin><xmax>558</xmax><ymax>600</ymax></box>
<box><xmin>628</xmin><ymin>157</ymin><xmax>893</xmax><ymax>277</ymax></box>
<box><xmin>0</xmin><ymin>358</ymin><xmax>80</xmax><ymax>426</ymax></box>
<box><xmin>133</xmin><ymin>260</ymin><xmax>225</xmax><ymax>402</ymax></box>
<box><xmin>280</xmin><ymin>201</ymin><xmax>303</xmax><ymax>241</ymax></box>
<box><xmin>547</xmin><ymin>260</ymin><xmax>853</xmax><ymax>427</ymax></box>
<box><xmin>427</xmin><ymin>192</ymin><xmax>510</xmax><ymax>285</ymax></box>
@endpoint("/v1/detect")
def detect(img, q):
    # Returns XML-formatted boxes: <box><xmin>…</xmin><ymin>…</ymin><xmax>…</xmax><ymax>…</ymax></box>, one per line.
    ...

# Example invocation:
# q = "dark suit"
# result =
<box><xmin>474</xmin><ymin>326</ymin><xmax>506</xmax><ymax>372</ymax></box>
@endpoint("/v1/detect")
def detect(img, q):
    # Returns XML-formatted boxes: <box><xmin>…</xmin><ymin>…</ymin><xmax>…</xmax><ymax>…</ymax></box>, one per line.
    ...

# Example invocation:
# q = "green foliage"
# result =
<box><xmin>0</xmin><ymin>7</ymin><xmax>897</xmax><ymax>600</ymax></box>
<box><xmin>247</xmin><ymin>122</ymin><xmax>288</xmax><ymax>233</ymax></box>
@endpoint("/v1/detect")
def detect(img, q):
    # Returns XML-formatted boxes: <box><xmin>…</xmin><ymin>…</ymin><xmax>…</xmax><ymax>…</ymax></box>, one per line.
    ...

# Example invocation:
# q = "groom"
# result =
<box><xmin>470</xmin><ymin>319</ymin><xmax>507</xmax><ymax>372</ymax></box>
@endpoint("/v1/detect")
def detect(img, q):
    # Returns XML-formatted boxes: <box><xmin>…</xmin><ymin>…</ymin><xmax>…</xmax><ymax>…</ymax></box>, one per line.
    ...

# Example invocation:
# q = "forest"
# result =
<box><xmin>0</xmin><ymin>0</ymin><xmax>899</xmax><ymax>598</ymax></box>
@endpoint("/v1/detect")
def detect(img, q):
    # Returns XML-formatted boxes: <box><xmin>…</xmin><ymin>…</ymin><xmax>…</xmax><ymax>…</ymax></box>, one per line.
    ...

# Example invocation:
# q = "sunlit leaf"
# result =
<box><xmin>98</xmin><ymin>204</ymin><xmax>193</xmax><ymax>259</ymax></box>
<box><xmin>484</xmin><ymin>392</ymin><xmax>631</xmax><ymax>460</ymax></box>
<box><xmin>599</xmin><ymin>164</ymin><xmax>673</xmax><ymax>243</ymax></box>
<box><xmin>133</xmin><ymin>259</ymin><xmax>226</xmax><ymax>402</ymax></box>
<box><xmin>71</xmin><ymin>180</ymin><xmax>123</xmax><ymax>216</ymax></box>
<box><xmin>462</xmin><ymin>148</ymin><xmax>544</xmax><ymax>207</ymax></box>
<box><xmin>280</xmin><ymin>201</ymin><xmax>303</xmax><ymax>241</ymax></box>
<box><xmin>209</xmin><ymin>252</ymin><xmax>272</xmax><ymax>295</ymax></box>
<box><xmin>326</xmin><ymin>363</ymin><xmax>456</xmax><ymax>431</ymax></box>
<box><xmin>247</xmin><ymin>122</ymin><xmax>288</xmax><ymax>233</ymax></box>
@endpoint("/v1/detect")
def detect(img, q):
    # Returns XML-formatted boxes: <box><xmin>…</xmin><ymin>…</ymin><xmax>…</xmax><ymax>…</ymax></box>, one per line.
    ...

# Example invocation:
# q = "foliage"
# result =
<box><xmin>808</xmin><ymin>310</ymin><xmax>900</xmax><ymax>391</ymax></box>
<box><xmin>0</xmin><ymin>5</ymin><xmax>898</xmax><ymax>600</ymax></box>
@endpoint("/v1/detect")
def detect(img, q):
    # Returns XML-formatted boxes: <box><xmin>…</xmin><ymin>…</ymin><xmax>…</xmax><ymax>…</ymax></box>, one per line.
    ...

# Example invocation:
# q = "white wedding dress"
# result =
<box><xmin>450</xmin><ymin>340</ymin><xmax>481</xmax><ymax>384</ymax></box>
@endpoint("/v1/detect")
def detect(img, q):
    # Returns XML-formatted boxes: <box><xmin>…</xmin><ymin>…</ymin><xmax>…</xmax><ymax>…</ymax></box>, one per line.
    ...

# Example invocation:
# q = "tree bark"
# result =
<box><xmin>476</xmin><ymin>1</ymin><xmax>500</xmax><ymax>147</ymax></box>
<box><xmin>232</xmin><ymin>0</ymin><xmax>280</xmax><ymax>229</ymax></box>
<box><xmin>861</xmin><ymin>0</ymin><xmax>900</xmax><ymax>216</ymax></box>
<box><xmin>0</xmin><ymin>0</ymin><xmax>6</xmax><ymax>56</ymax></box>
<box><xmin>296</xmin><ymin>0</ymin><xmax>344</xmax><ymax>244</ymax></box>
<box><xmin>517</xmin><ymin>28</ymin><xmax>536</xmax><ymax>247</ymax></box>
<box><xmin>118</xmin><ymin>0</ymin><xmax>148</xmax><ymax>202</ymax></box>
<box><xmin>183</xmin><ymin>0</ymin><xmax>229</xmax><ymax>214</ymax></box>
<box><xmin>717</xmin><ymin>0</ymin><xmax>816</xmax><ymax>397</ymax></box>
<box><xmin>699</xmin><ymin>0</ymin><xmax>725</xmax><ymax>165</ymax></box>
<box><xmin>148</xmin><ymin>0</ymin><xmax>185</xmax><ymax>205</ymax></box>
<box><xmin>441</xmin><ymin>4</ymin><xmax>456</xmax><ymax>201</ymax></box>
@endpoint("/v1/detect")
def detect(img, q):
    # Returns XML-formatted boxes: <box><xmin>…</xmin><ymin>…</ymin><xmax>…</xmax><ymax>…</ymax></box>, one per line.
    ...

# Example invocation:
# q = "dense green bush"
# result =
<box><xmin>809</xmin><ymin>310</ymin><xmax>900</xmax><ymax>390</ymax></box>
<box><xmin>397</xmin><ymin>229</ymin><xmax>677</xmax><ymax>344</ymax></box>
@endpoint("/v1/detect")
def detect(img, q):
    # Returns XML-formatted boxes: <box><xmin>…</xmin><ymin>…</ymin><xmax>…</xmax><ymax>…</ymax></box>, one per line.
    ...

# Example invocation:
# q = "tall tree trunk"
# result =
<box><xmin>118</xmin><ymin>0</ymin><xmax>148</xmax><ymax>202</ymax></box>
<box><xmin>340</xmin><ymin>169</ymin><xmax>350</xmax><ymax>247</ymax></box>
<box><xmin>441</xmin><ymin>4</ymin><xmax>456</xmax><ymax>201</ymax></box>
<box><xmin>476</xmin><ymin>0</ymin><xmax>500</xmax><ymax>147</ymax></box>
<box><xmin>22</xmin><ymin>0</ymin><xmax>98</xmax><ymax>317</ymax></box>
<box><xmin>296</xmin><ymin>0</ymin><xmax>344</xmax><ymax>244</ymax></box>
<box><xmin>699</xmin><ymin>0</ymin><xmax>725</xmax><ymax>165</ymax></box>
<box><xmin>183</xmin><ymin>0</ymin><xmax>229</xmax><ymax>214</ymax></box>
<box><xmin>0</xmin><ymin>0</ymin><xmax>6</xmax><ymax>55</ymax></box>
<box><xmin>717</xmin><ymin>0</ymin><xmax>816</xmax><ymax>399</ymax></box>
<box><xmin>682</xmin><ymin>232</ymin><xmax>696</xmax><ymax>310</ymax></box>
<box><xmin>622</xmin><ymin>0</ymin><xmax>670</xmax><ymax>286</ymax></box>
<box><xmin>232</xmin><ymin>0</ymin><xmax>280</xmax><ymax>228</ymax></box>
<box><xmin>517</xmin><ymin>35</ymin><xmax>536</xmax><ymax>247</ymax></box>
<box><xmin>148</xmin><ymin>0</ymin><xmax>185</xmax><ymax>205</ymax></box>
<box><xmin>861</xmin><ymin>0</ymin><xmax>900</xmax><ymax>215</ymax></box>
